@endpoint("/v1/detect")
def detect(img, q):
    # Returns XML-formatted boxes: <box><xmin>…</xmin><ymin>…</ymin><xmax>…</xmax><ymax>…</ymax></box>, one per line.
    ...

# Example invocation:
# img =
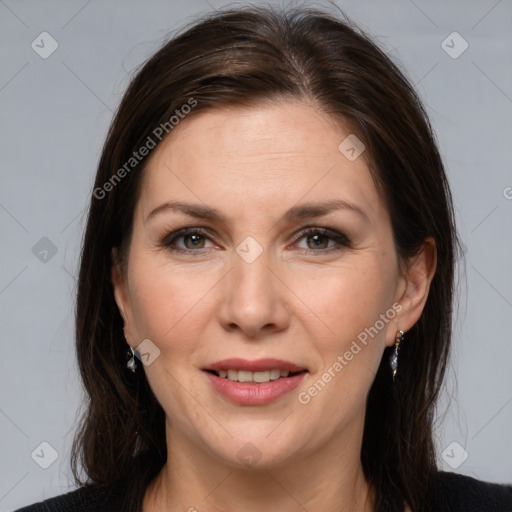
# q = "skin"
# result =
<box><xmin>112</xmin><ymin>100</ymin><xmax>435</xmax><ymax>512</ymax></box>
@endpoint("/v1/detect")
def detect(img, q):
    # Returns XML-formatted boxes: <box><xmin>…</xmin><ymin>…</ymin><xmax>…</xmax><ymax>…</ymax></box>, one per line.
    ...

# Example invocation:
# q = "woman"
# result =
<box><xmin>16</xmin><ymin>5</ymin><xmax>512</xmax><ymax>512</ymax></box>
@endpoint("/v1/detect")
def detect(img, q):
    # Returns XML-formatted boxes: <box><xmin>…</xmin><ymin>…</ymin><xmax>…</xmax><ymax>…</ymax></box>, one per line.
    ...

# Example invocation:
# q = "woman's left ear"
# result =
<box><xmin>393</xmin><ymin>237</ymin><xmax>437</xmax><ymax>338</ymax></box>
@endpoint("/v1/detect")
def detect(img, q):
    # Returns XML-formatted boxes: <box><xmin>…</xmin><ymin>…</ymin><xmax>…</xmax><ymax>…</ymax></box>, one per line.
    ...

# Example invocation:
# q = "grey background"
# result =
<box><xmin>1</xmin><ymin>0</ymin><xmax>511</xmax><ymax>509</ymax></box>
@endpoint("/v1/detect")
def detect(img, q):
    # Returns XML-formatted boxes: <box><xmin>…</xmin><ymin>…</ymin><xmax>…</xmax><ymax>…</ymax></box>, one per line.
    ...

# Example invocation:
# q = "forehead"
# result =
<box><xmin>136</xmin><ymin>101</ymin><xmax>385</xmax><ymax>225</ymax></box>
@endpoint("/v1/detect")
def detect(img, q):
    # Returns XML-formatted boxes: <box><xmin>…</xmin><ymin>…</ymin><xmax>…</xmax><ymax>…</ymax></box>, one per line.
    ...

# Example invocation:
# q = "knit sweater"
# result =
<box><xmin>14</xmin><ymin>471</ymin><xmax>512</xmax><ymax>512</ymax></box>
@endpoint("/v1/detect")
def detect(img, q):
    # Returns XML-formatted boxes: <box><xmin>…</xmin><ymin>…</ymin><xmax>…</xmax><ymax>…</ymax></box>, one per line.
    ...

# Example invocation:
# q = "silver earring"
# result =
<box><xmin>123</xmin><ymin>327</ymin><xmax>138</xmax><ymax>373</ymax></box>
<box><xmin>389</xmin><ymin>330</ymin><xmax>404</xmax><ymax>381</ymax></box>
<box><xmin>126</xmin><ymin>346</ymin><xmax>138</xmax><ymax>373</ymax></box>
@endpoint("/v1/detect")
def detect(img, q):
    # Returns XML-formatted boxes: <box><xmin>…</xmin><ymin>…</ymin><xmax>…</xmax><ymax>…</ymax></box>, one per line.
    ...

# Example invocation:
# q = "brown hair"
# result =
<box><xmin>72</xmin><ymin>5</ymin><xmax>458</xmax><ymax>511</ymax></box>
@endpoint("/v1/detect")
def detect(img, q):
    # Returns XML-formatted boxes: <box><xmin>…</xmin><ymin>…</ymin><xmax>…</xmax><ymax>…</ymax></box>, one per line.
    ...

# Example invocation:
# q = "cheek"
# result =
<box><xmin>126</xmin><ymin>257</ymin><xmax>218</xmax><ymax>417</ymax></box>
<box><xmin>293</xmin><ymin>264</ymin><xmax>394</xmax><ymax>427</ymax></box>
<box><xmin>126</xmin><ymin>253</ymin><xmax>221</xmax><ymax>355</ymax></box>
<box><xmin>290</xmin><ymin>254</ymin><xmax>398</xmax><ymax>412</ymax></box>
<box><xmin>292</xmin><ymin>256</ymin><xmax>397</xmax><ymax>347</ymax></box>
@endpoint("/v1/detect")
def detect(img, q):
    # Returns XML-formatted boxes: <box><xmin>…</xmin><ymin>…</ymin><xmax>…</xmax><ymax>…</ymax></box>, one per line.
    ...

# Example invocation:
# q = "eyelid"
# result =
<box><xmin>160</xmin><ymin>226</ymin><xmax>216</xmax><ymax>248</ymax></box>
<box><xmin>290</xmin><ymin>226</ymin><xmax>351</xmax><ymax>253</ymax></box>
<box><xmin>291</xmin><ymin>226</ymin><xmax>349</xmax><ymax>243</ymax></box>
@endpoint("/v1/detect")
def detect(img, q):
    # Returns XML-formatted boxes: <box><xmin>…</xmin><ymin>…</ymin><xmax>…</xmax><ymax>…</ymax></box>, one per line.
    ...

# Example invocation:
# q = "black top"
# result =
<box><xmin>14</xmin><ymin>471</ymin><xmax>512</xmax><ymax>512</ymax></box>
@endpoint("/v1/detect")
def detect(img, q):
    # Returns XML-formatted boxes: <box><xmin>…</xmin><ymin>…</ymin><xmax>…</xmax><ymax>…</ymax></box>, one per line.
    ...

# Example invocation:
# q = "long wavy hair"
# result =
<box><xmin>72</xmin><ymin>5</ymin><xmax>458</xmax><ymax>511</ymax></box>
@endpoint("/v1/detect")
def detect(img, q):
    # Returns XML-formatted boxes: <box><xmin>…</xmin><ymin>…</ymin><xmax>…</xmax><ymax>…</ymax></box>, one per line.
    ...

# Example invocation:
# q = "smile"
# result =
<box><xmin>208</xmin><ymin>368</ymin><xmax>303</xmax><ymax>383</ymax></box>
<box><xmin>203</xmin><ymin>358</ymin><xmax>308</xmax><ymax>405</ymax></box>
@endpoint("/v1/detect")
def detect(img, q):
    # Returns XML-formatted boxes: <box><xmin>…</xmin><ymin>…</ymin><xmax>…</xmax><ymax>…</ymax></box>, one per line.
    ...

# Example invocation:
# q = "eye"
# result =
<box><xmin>160</xmin><ymin>226</ymin><xmax>350</xmax><ymax>255</ymax></box>
<box><xmin>293</xmin><ymin>227</ymin><xmax>350</xmax><ymax>253</ymax></box>
<box><xmin>161</xmin><ymin>227</ymin><xmax>215</xmax><ymax>252</ymax></box>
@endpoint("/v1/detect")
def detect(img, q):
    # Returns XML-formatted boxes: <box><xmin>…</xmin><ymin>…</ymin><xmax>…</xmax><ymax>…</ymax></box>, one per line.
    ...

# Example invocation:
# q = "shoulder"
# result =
<box><xmin>426</xmin><ymin>471</ymin><xmax>512</xmax><ymax>511</ymax></box>
<box><xmin>13</xmin><ymin>483</ymin><xmax>123</xmax><ymax>512</ymax></box>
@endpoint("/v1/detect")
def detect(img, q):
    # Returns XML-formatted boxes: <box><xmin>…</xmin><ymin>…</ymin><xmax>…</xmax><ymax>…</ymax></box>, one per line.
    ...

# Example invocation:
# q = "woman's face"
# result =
<box><xmin>113</xmin><ymin>100</ymin><xmax>426</xmax><ymax>471</ymax></box>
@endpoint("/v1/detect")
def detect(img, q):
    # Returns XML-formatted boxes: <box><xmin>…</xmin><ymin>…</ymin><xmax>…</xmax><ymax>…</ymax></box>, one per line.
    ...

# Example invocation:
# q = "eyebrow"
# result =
<box><xmin>146</xmin><ymin>199</ymin><xmax>368</xmax><ymax>224</ymax></box>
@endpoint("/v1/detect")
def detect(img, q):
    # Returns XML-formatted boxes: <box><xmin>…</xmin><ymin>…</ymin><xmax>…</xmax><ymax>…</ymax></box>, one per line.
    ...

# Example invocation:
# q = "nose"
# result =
<box><xmin>217</xmin><ymin>249</ymin><xmax>291</xmax><ymax>339</ymax></box>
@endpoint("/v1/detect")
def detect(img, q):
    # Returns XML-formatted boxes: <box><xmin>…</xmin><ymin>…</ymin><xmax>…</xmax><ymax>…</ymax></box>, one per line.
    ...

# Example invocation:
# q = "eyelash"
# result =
<box><xmin>160</xmin><ymin>226</ymin><xmax>351</xmax><ymax>256</ymax></box>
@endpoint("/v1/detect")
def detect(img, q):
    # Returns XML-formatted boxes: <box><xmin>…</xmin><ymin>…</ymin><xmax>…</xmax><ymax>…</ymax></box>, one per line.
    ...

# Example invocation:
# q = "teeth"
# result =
<box><xmin>253</xmin><ymin>371</ymin><xmax>270</xmax><ymax>383</ymax></box>
<box><xmin>215</xmin><ymin>368</ymin><xmax>293</xmax><ymax>383</ymax></box>
<box><xmin>269</xmin><ymin>369</ymin><xmax>281</xmax><ymax>381</ymax></box>
<box><xmin>238</xmin><ymin>370</ymin><xmax>253</xmax><ymax>382</ymax></box>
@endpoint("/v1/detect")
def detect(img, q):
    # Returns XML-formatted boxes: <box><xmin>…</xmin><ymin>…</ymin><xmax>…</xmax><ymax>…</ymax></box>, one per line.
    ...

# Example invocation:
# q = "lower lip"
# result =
<box><xmin>204</xmin><ymin>371</ymin><xmax>307</xmax><ymax>405</ymax></box>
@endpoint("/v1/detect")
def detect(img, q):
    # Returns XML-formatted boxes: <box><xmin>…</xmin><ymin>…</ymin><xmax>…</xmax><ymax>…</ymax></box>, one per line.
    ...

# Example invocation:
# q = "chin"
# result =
<box><xmin>198</xmin><ymin>426</ymin><xmax>311</xmax><ymax>471</ymax></box>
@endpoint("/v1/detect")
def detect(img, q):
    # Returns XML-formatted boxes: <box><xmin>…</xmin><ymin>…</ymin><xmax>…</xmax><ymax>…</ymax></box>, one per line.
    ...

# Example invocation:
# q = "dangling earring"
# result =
<box><xmin>389</xmin><ymin>330</ymin><xmax>404</xmax><ymax>381</ymax></box>
<box><xmin>126</xmin><ymin>346</ymin><xmax>138</xmax><ymax>373</ymax></box>
<box><xmin>123</xmin><ymin>327</ymin><xmax>138</xmax><ymax>373</ymax></box>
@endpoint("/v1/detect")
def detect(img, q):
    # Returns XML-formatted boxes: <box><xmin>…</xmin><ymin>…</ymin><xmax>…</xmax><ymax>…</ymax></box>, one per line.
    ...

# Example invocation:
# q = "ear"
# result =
<box><xmin>389</xmin><ymin>237</ymin><xmax>437</xmax><ymax>345</ymax></box>
<box><xmin>111</xmin><ymin>247</ymin><xmax>135</xmax><ymax>347</ymax></box>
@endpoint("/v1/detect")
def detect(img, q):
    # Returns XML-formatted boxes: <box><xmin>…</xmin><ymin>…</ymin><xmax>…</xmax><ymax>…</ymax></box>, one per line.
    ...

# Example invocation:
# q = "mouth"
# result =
<box><xmin>202</xmin><ymin>358</ymin><xmax>308</xmax><ymax>405</ymax></box>
<box><xmin>204</xmin><ymin>368</ymin><xmax>307</xmax><ymax>383</ymax></box>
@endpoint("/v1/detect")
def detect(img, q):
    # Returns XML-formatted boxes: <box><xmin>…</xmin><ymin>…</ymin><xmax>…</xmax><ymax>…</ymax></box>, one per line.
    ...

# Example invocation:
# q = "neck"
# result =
<box><xmin>143</xmin><ymin>420</ymin><xmax>376</xmax><ymax>512</ymax></box>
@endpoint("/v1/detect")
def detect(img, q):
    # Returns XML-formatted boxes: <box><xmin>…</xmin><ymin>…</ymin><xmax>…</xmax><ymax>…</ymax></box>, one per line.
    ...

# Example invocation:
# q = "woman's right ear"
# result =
<box><xmin>111</xmin><ymin>249</ymin><xmax>138</xmax><ymax>347</ymax></box>
<box><xmin>111</xmin><ymin>247</ymin><xmax>128</xmax><ymax>323</ymax></box>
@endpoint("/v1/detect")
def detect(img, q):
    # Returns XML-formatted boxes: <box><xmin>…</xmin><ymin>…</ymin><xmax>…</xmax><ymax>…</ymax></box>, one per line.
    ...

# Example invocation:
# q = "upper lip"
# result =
<box><xmin>203</xmin><ymin>358</ymin><xmax>307</xmax><ymax>373</ymax></box>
